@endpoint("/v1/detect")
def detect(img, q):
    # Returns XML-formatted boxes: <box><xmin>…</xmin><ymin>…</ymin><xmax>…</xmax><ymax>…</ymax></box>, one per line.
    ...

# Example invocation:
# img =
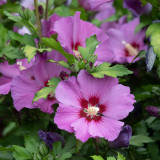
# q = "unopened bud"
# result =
<box><xmin>38</xmin><ymin>5</ymin><xmax>43</xmax><ymax>16</ymax></box>
<box><xmin>19</xmin><ymin>8</ymin><xmax>31</xmax><ymax>21</ymax></box>
<box><xmin>109</xmin><ymin>125</ymin><xmax>132</xmax><ymax>149</ymax></box>
<box><xmin>39</xmin><ymin>143</ymin><xmax>48</xmax><ymax>156</ymax></box>
<box><xmin>146</xmin><ymin>106</ymin><xmax>160</xmax><ymax>118</ymax></box>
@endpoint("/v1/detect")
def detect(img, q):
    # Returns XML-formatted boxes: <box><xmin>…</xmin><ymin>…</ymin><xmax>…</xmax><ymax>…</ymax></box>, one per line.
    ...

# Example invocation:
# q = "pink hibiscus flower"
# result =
<box><xmin>11</xmin><ymin>52</ymin><xmax>69</xmax><ymax>114</ymax></box>
<box><xmin>54</xmin><ymin>70</ymin><xmax>135</xmax><ymax>142</ymax></box>
<box><xmin>0</xmin><ymin>59</ymin><xmax>34</xmax><ymax>95</ymax></box>
<box><xmin>107</xmin><ymin>18</ymin><xmax>147</xmax><ymax>63</ymax></box>
<box><xmin>54</xmin><ymin>11</ymin><xmax>114</xmax><ymax>63</ymax></box>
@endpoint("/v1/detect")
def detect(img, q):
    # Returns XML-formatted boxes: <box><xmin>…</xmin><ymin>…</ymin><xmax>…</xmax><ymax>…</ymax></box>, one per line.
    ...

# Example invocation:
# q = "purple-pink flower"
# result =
<box><xmin>11</xmin><ymin>52</ymin><xmax>69</xmax><ymax>114</ymax></box>
<box><xmin>0</xmin><ymin>59</ymin><xmax>34</xmax><ymax>95</ymax></box>
<box><xmin>54</xmin><ymin>70</ymin><xmax>135</xmax><ymax>142</ymax></box>
<box><xmin>54</xmin><ymin>11</ymin><xmax>114</xmax><ymax>63</ymax></box>
<box><xmin>123</xmin><ymin>0</ymin><xmax>152</xmax><ymax>17</ymax></box>
<box><xmin>107</xmin><ymin>18</ymin><xmax>147</xmax><ymax>63</ymax></box>
<box><xmin>79</xmin><ymin>0</ymin><xmax>113</xmax><ymax>10</ymax></box>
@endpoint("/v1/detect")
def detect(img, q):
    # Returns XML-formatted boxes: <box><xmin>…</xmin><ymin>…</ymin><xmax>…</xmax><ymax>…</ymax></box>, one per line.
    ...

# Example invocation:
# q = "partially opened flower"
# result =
<box><xmin>146</xmin><ymin>106</ymin><xmax>160</xmax><ymax>118</ymax></box>
<box><xmin>107</xmin><ymin>18</ymin><xmax>147</xmax><ymax>63</ymax></box>
<box><xmin>54</xmin><ymin>70</ymin><xmax>135</xmax><ymax>142</ymax></box>
<box><xmin>54</xmin><ymin>11</ymin><xmax>114</xmax><ymax>63</ymax></box>
<box><xmin>109</xmin><ymin>125</ymin><xmax>132</xmax><ymax>149</ymax></box>
<box><xmin>38</xmin><ymin>130</ymin><xmax>65</xmax><ymax>149</ymax></box>
<box><xmin>123</xmin><ymin>0</ymin><xmax>152</xmax><ymax>17</ymax></box>
<box><xmin>11</xmin><ymin>52</ymin><xmax>69</xmax><ymax>114</ymax></box>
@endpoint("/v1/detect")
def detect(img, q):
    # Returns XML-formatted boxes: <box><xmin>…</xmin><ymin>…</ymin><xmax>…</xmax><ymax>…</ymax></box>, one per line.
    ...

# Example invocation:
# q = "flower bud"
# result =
<box><xmin>146</xmin><ymin>106</ymin><xmax>160</xmax><ymax>118</ymax></box>
<box><xmin>38</xmin><ymin>5</ymin><xmax>44</xmax><ymax>16</ymax></box>
<box><xmin>38</xmin><ymin>130</ymin><xmax>65</xmax><ymax>150</ymax></box>
<box><xmin>19</xmin><ymin>8</ymin><xmax>31</xmax><ymax>21</ymax></box>
<box><xmin>109</xmin><ymin>125</ymin><xmax>132</xmax><ymax>149</ymax></box>
<box><xmin>59</xmin><ymin>71</ymin><xmax>69</xmax><ymax>80</ymax></box>
<box><xmin>39</xmin><ymin>143</ymin><xmax>48</xmax><ymax>156</ymax></box>
<box><xmin>33</xmin><ymin>153</ymin><xmax>42</xmax><ymax>160</ymax></box>
<box><xmin>145</xmin><ymin>47</ymin><xmax>156</xmax><ymax>72</ymax></box>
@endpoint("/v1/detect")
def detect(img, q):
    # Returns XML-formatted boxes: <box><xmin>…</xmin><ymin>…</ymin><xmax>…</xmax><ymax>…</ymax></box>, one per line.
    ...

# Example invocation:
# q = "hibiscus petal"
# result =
<box><xmin>89</xmin><ymin>117</ymin><xmax>124</xmax><ymax>141</ymax></box>
<box><xmin>0</xmin><ymin>76</ymin><xmax>12</xmax><ymax>95</ymax></box>
<box><xmin>54</xmin><ymin>103</ymin><xmax>80</xmax><ymax>132</ymax></box>
<box><xmin>71</xmin><ymin>117</ymin><xmax>90</xmax><ymax>142</ymax></box>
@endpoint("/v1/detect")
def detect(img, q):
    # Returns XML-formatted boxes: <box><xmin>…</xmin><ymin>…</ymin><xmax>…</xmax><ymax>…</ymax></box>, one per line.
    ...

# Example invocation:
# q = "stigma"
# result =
<box><xmin>122</xmin><ymin>41</ymin><xmax>139</xmax><ymax>56</ymax></box>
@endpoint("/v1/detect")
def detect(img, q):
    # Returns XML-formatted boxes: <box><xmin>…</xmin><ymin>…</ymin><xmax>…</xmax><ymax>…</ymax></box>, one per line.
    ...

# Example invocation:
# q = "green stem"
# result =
<box><xmin>45</xmin><ymin>0</ymin><xmax>49</xmax><ymax>20</ymax></box>
<box><xmin>34</xmin><ymin>0</ymin><xmax>42</xmax><ymax>41</ymax></box>
<box><xmin>93</xmin><ymin>138</ymin><xmax>99</xmax><ymax>155</ymax></box>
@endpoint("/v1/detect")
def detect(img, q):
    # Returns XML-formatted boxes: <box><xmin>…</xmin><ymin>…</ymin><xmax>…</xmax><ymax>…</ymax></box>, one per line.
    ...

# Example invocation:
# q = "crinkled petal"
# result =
<box><xmin>100</xmin><ymin>84</ymin><xmax>135</xmax><ymax>120</ymax></box>
<box><xmin>89</xmin><ymin>117</ymin><xmax>124</xmax><ymax>141</ymax></box>
<box><xmin>54</xmin><ymin>103</ymin><xmax>81</xmax><ymax>132</ymax></box>
<box><xmin>77</xmin><ymin>70</ymin><xmax>118</xmax><ymax>100</ymax></box>
<box><xmin>71</xmin><ymin>117</ymin><xmax>90</xmax><ymax>142</ymax></box>
<box><xmin>33</xmin><ymin>98</ymin><xmax>57</xmax><ymax>114</ymax></box>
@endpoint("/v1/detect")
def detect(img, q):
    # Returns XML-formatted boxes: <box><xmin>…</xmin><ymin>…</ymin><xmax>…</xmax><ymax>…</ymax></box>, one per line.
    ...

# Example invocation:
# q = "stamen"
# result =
<box><xmin>122</xmin><ymin>41</ymin><xmax>139</xmax><ymax>56</ymax></box>
<box><xmin>87</xmin><ymin>106</ymin><xmax>99</xmax><ymax>116</ymax></box>
<box><xmin>17</xmin><ymin>61</ymin><xmax>26</xmax><ymax>70</ymax></box>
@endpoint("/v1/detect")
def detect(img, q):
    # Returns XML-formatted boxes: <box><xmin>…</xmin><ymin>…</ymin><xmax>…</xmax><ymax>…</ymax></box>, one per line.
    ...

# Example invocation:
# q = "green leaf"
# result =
<box><xmin>117</xmin><ymin>153</ymin><xmax>125</xmax><ymax>160</ymax></box>
<box><xmin>3</xmin><ymin>10</ymin><xmax>21</xmax><ymax>22</ymax></box>
<box><xmin>8</xmin><ymin>31</ymin><xmax>36</xmax><ymax>47</ymax></box>
<box><xmin>78</xmin><ymin>35</ymin><xmax>100</xmax><ymax>60</ymax></box>
<box><xmin>131</xmin><ymin>50</ymin><xmax>146</xmax><ymax>64</ymax></box>
<box><xmin>91</xmin><ymin>63</ymin><xmax>132</xmax><ymax>78</ymax></box>
<box><xmin>23</xmin><ymin>45</ymin><xmax>51</xmax><ymax>62</ymax></box>
<box><xmin>33</xmin><ymin>87</ymin><xmax>54</xmax><ymax>102</ymax></box>
<box><xmin>57</xmin><ymin>152</ymin><xmax>72</xmax><ymax>160</ymax></box>
<box><xmin>49</xmin><ymin>60</ymin><xmax>70</xmax><ymax>69</ymax></box>
<box><xmin>24</xmin><ymin>135</ymin><xmax>39</xmax><ymax>153</ymax></box>
<box><xmin>47</xmin><ymin>77</ymin><xmax>61</xmax><ymax>93</ymax></box>
<box><xmin>146</xmin><ymin>23</ymin><xmax>160</xmax><ymax>60</ymax></box>
<box><xmin>91</xmin><ymin>155</ymin><xmax>104</xmax><ymax>160</ymax></box>
<box><xmin>0</xmin><ymin>46</ymin><xmax>25</xmax><ymax>59</ymax></box>
<box><xmin>23</xmin><ymin>45</ymin><xmax>37</xmax><ymax>62</ymax></box>
<box><xmin>12</xmin><ymin>145</ymin><xmax>32</xmax><ymax>160</ymax></box>
<box><xmin>146</xmin><ymin>23</ymin><xmax>160</xmax><ymax>38</ymax></box>
<box><xmin>107</xmin><ymin>157</ymin><xmax>116</xmax><ymax>160</ymax></box>
<box><xmin>41</xmin><ymin>37</ymin><xmax>75</xmax><ymax>64</ymax></box>
<box><xmin>0</xmin><ymin>147</ymin><xmax>13</xmax><ymax>152</ymax></box>
<box><xmin>53</xmin><ymin>141</ymin><xmax>62</xmax><ymax>155</ymax></box>
<box><xmin>130</xmin><ymin>134</ymin><xmax>154</xmax><ymax>147</ymax></box>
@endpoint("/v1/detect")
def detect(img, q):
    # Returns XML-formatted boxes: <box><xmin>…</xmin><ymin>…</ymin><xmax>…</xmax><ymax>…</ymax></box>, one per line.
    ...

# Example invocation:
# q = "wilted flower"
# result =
<box><xmin>54</xmin><ymin>11</ymin><xmax>114</xmax><ymax>63</ymax></box>
<box><xmin>146</xmin><ymin>106</ymin><xmax>160</xmax><ymax>118</ymax></box>
<box><xmin>38</xmin><ymin>130</ymin><xmax>65</xmax><ymax>149</ymax></box>
<box><xmin>107</xmin><ymin>18</ymin><xmax>147</xmax><ymax>63</ymax></box>
<box><xmin>109</xmin><ymin>125</ymin><xmax>132</xmax><ymax>149</ymax></box>
<box><xmin>54</xmin><ymin>70</ymin><xmax>135</xmax><ymax>142</ymax></box>
<box><xmin>11</xmin><ymin>52</ymin><xmax>69</xmax><ymax>114</ymax></box>
<box><xmin>123</xmin><ymin>0</ymin><xmax>152</xmax><ymax>17</ymax></box>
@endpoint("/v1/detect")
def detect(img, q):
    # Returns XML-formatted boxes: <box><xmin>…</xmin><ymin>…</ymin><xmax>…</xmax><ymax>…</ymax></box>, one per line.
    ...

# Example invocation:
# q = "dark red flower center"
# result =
<box><xmin>79</xmin><ymin>96</ymin><xmax>106</xmax><ymax>122</ymax></box>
